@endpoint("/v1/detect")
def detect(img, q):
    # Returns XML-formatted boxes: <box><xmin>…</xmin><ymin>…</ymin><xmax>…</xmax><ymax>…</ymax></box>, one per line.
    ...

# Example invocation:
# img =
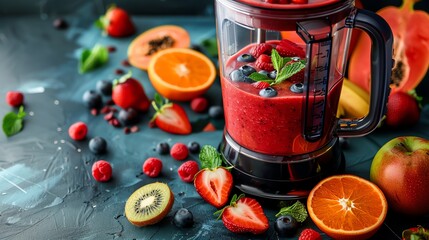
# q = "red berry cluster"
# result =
<box><xmin>265</xmin><ymin>0</ymin><xmax>309</xmax><ymax>4</ymax></box>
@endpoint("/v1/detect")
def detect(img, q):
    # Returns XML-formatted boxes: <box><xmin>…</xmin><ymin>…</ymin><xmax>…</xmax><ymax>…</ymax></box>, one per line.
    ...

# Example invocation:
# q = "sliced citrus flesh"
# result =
<box><xmin>307</xmin><ymin>174</ymin><xmax>388</xmax><ymax>240</ymax></box>
<box><xmin>128</xmin><ymin>25</ymin><xmax>190</xmax><ymax>70</ymax></box>
<box><xmin>148</xmin><ymin>48</ymin><xmax>216</xmax><ymax>101</ymax></box>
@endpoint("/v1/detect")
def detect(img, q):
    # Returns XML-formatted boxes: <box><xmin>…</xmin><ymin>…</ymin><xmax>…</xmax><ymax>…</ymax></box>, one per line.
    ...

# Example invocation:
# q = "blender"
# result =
<box><xmin>215</xmin><ymin>0</ymin><xmax>393</xmax><ymax>199</ymax></box>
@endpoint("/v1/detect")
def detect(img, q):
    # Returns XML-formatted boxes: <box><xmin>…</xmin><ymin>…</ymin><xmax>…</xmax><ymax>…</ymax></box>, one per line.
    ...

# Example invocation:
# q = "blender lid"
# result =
<box><xmin>234</xmin><ymin>0</ymin><xmax>342</xmax><ymax>9</ymax></box>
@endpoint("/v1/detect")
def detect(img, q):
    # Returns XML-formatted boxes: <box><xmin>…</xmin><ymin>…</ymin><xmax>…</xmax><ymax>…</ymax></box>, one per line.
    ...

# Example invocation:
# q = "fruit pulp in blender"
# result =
<box><xmin>221</xmin><ymin>40</ymin><xmax>343</xmax><ymax>155</ymax></box>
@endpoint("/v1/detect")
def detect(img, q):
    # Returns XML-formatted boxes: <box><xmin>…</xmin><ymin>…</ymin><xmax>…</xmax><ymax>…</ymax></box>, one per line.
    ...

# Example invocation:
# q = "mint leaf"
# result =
<box><xmin>275</xmin><ymin>200</ymin><xmax>308</xmax><ymax>223</ymax></box>
<box><xmin>201</xmin><ymin>38</ymin><xmax>218</xmax><ymax>57</ymax></box>
<box><xmin>249</xmin><ymin>72</ymin><xmax>273</xmax><ymax>82</ymax></box>
<box><xmin>79</xmin><ymin>44</ymin><xmax>109</xmax><ymax>74</ymax></box>
<box><xmin>199</xmin><ymin>145</ymin><xmax>223</xmax><ymax>169</ymax></box>
<box><xmin>274</xmin><ymin>60</ymin><xmax>306</xmax><ymax>84</ymax></box>
<box><xmin>271</xmin><ymin>49</ymin><xmax>284</xmax><ymax>72</ymax></box>
<box><xmin>2</xmin><ymin>106</ymin><xmax>26</xmax><ymax>137</ymax></box>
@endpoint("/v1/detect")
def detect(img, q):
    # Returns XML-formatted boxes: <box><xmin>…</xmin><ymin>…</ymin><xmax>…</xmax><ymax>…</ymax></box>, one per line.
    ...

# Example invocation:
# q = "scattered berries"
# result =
<box><xmin>190</xmin><ymin>97</ymin><xmax>209</xmax><ymax>113</ymax></box>
<box><xmin>142</xmin><ymin>157</ymin><xmax>163</xmax><ymax>178</ymax></box>
<box><xmin>68</xmin><ymin>122</ymin><xmax>88</xmax><ymax>141</ymax></box>
<box><xmin>96</xmin><ymin>80</ymin><xmax>113</xmax><ymax>96</ymax></box>
<box><xmin>170</xmin><ymin>143</ymin><xmax>189</xmax><ymax>160</ymax></box>
<box><xmin>173</xmin><ymin>208</ymin><xmax>194</xmax><ymax>228</ymax></box>
<box><xmin>118</xmin><ymin>108</ymin><xmax>139</xmax><ymax>125</ymax></box>
<box><xmin>187</xmin><ymin>141</ymin><xmax>201</xmax><ymax>154</ymax></box>
<box><xmin>250</xmin><ymin>43</ymin><xmax>273</xmax><ymax>58</ymax></box>
<box><xmin>92</xmin><ymin>160</ymin><xmax>112</xmax><ymax>182</ymax></box>
<box><xmin>255</xmin><ymin>54</ymin><xmax>274</xmax><ymax>71</ymax></box>
<box><xmin>6</xmin><ymin>91</ymin><xmax>24</xmax><ymax>107</ymax></box>
<box><xmin>82</xmin><ymin>90</ymin><xmax>103</xmax><ymax>109</ymax></box>
<box><xmin>177</xmin><ymin>160</ymin><xmax>199</xmax><ymax>183</ymax></box>
<box><xmin>208</xmin><ymin>105</ymin><xmax>224</xmax><ymax>119</ymax></box>
<box><xmin>298</xmin><ymin>228</ymin><xmax>322</xmax><ymax>240</ymax></box>
<box><xmin>156</xmin><ymin>142</ymin><xmax>170</xmax><ymax>155</ymax></box>
<box><xmin>88</xmin><ymin>136</ymin><xmax>107</xmax><ymax>154</ymax></box>
<box><xmin>274</xmin><ymin>215</ymin><xmax>299</xmax><ymax>237</ymax></box>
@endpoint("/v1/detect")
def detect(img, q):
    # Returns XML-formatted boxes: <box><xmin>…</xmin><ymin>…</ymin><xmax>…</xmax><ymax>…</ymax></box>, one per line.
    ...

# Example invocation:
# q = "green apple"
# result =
<box><xmin>370</xmin><ymin>136</ymin><xmax>429</xmax><ymax>216</ymax></box>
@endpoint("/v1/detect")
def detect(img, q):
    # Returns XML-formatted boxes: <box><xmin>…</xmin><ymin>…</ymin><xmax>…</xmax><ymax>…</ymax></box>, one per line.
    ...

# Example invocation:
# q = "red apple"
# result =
<box><xmin>370</xmin><ymin>136</ymin><xmax>429</xmax><ymax>216</ymax></box>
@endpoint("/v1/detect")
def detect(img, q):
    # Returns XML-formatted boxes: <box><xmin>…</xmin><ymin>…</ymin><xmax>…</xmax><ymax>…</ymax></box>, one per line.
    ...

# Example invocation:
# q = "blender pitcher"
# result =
<box><xmin>215</xmin><ymin>0</ymin><xmax>393</xmax><ymax>199</ymax></box>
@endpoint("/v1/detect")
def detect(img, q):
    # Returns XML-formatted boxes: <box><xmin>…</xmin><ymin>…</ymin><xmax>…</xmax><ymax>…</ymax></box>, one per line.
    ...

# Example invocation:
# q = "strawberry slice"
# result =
<box><xmin>95</xmin><ymin>6</ymin><xmax>135</xmax><ymax>37</ymax></box>
<box><xmin>251</xmin><ymin>81</ymin><xmax>271</xmax><ymax>89</ymax></box>
<box><xmin>150</xmin><ymin>94</ymin><xmax>192</xmax><ymax>134</ymax></box>
<box><xmin>215</xmin><ymin>194</ymin><xmax>269</xmax><ymax>235</ymax></box>
<box><xmin>194</xmin><ymin>145</ymin><xmax>233</xmax><ymax>208</ymax></box>
<box><xmin>276</xmin><ymin>39</ymin><xmax>305</xmax><ymax>58</ymax></box>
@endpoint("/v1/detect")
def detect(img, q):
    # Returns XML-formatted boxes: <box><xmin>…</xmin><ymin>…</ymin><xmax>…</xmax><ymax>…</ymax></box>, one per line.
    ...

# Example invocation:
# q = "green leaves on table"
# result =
<box><xmin>79</xmin><ymin>44</ymin><xmax>109</xmax><ymax>74</ymax></box>
<box><xmin>2</xmin><ymin>106</ymin><xmax>26</xmax><ymax>137</ymax></box>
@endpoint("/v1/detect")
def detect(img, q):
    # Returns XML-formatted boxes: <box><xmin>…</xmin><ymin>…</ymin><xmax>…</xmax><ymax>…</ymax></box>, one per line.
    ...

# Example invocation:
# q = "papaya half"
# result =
<box><xmin>348</xmin><ymin>0</ymin><xmax>429</xmax><ymax>93</ymax></box>
<box><xmin>127</xmin><ymin>25</ymin><xmax>190</xmax><ymax>70</ymax></box>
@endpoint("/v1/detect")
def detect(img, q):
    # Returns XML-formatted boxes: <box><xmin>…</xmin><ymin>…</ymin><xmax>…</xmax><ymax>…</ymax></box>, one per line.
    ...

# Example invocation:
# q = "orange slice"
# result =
<box><xmin>307</xmin><ymin>174</ymin><xmax>388</xmax><ymax>240</ymax></box>
<box><xmin>148</xmin><ymin>48</ymin><xmax>216</xmax><ymax>101</ymax></box>
<box><xmin>128</xmin><ymin>25</ymin><xmax>190</xmax><ymax>70</ymax></box>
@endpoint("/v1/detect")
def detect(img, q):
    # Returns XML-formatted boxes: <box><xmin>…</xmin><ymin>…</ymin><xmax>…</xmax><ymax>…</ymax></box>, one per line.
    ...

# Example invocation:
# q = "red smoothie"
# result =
<box><xmin>221</xmin><ymin>42</ymin><xmax>343</xmax><ymax>155</ymax></box>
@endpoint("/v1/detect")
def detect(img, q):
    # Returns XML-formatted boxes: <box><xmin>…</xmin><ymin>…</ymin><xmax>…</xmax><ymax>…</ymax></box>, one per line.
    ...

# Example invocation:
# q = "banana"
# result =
<box><xmin>338</xmin><ymin>78</ymin><xmax>370</xmax><ymax>118</ymax></box>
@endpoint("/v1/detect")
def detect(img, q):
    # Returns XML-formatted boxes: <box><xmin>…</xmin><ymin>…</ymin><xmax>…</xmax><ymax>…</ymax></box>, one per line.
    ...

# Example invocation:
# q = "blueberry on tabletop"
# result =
<box><xmin>208</xmin><ymin>105</ymin><xmax>224</xmax><ymax>119</ymax></box>
<box><xmin>237</xmin><ymin>54</ymin><xmax>256</xmax><ymax>63</ymax></box>
<box><xmin>239</xmin><ymin>65</ymin><xmax>256</xmax><ymax>76</ymax></box>
<box><xmin>274</xmin><ymin>215</ymin><xmax>299</xmax><ymax>237</ymax></box>
<box><xmin>173</xmin><ymin>208</ymin><xmax>194</xmax><ymax>228</ymax></box>
<box><xmin>155</xmin><ymin>142</ymin><xmax>170</xmax><ymax>155</ymax></box>
<box><xmin>83</xmin><ymin>90</ymin><xmax>103</xmax><ymax>109</ymax></box>
<box><xmin>89</xmin><ymin>137</ymin><xmax>107</xmax><ymax>154</ymax></box>
<box><xmin>96</xmin><ymin>80</ymin><xmax>113</xmax><ymax>96</ymax></box>
<box><xmin>118</xmin><ymin>108</ymin><xmax>139</xmax><ymax>125</ymax></box>
<box><xmin>259</xmin><ymin>87</ymin><xmax>278</xmax><ymax>98</ymax></box>
<box><xmin>187</xmin><ymin>141</ymin><xmax>201</xmax><ymax>154</ymax></box>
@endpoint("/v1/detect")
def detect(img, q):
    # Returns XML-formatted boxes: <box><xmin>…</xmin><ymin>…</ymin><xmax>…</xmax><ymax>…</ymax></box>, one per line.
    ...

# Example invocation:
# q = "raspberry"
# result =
<box><xmin>170</xmin><ymin>143</ymin><xmax>189</xmax><ymax>161</ymax></box>
<box><xmin>6</xmin><ymin>91</ymin><xmax>24</xmax><ymax>107</ymax></box>
<box><xmin>250</xmin><ymin>43</ymin><xmax>273</xmax><ymax>58</ymax></box>
<box><xmin>68</xmin><ymin>122</ymin><xmax>88</xmax><ymax>141</ymax></box>
<box><xmin>142</xmin><ymin>157</ymin><xmax>163</xmax><ymax>178</ymax></box>
<box><xmin>255</xmin><ymin>54</ymin><xmax>274</xmax><ymax>71</ymax></box>
<box><xmin>203</xmin><ymin>122</ymin><xmax>216</xmax><ymax>132</ymax></box>
<box><xmin>178</xmin><ymin>161</ymin><xmax>199</xmax><ymax>183</ymax></box>
<box><xmin>298</xmin><ymin>228</ymin><xmax>322</xmax><ymax>240</ymax></box>
<box><xmin>92</xmin><ymin>160</ymin><xmax>112</xmax><ymax>182</ymax></box>
<box><xmin>251</xmin><ymin>81</ymin><xmax>270</xmax><ymax>89</ymax></box>
<box><xmin>276</xmin><ymin>39</ymin><xmax>305</xmax><ymax>58</ymax></box>
<box><xmin>190</xmin><ymin>97</ymin><xmax>209</xmax><ymax>113</ymax></box>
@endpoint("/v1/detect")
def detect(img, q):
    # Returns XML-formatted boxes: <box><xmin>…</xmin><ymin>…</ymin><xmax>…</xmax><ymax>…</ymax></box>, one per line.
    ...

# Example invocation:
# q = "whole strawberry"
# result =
<box><xmin>298</xmin><ymin>228</ymin><xmax>322</xmax><ymax>240</ymax></box>
<box><xmin>112</xmin><ymin>72</ymin><xmax>150</xmax><ymax>112</ymax></box>
<box><xmin>385</xmin><ymin>91</ymin><xmax>421</xmax><ymax>128</ymax></box>
<box><xmin>96</xmin><ymin>6</ymin><xmax>135</xmax><ymax>37</ymax></box>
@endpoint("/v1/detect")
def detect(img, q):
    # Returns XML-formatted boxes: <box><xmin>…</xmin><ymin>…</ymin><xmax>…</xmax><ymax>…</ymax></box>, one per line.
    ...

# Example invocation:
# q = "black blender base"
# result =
<box><xmin>219</xmin><ymin>133</ymin><xmax>345</xmax><ymax>200</ymax></box>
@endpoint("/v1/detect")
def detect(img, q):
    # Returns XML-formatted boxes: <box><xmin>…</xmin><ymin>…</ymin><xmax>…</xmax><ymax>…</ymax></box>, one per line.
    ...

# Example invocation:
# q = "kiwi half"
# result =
<box><xmin>125</xmin><ymin>182</ymin><xmax>174</xmax><ymax>227</ymax></box>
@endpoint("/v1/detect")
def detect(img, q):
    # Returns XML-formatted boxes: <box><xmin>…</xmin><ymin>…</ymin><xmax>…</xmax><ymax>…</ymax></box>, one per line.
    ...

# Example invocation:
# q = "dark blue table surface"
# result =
<box><xmin>1</xmin><ymin>2</ymin><xmax>428</xmax><ymax>239</ymax></box>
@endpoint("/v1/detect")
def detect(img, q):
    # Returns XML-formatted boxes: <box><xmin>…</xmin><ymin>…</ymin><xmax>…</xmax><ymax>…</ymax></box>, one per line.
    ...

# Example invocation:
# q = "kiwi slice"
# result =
<box><xmin>125</xmin><ymin>182</ymin><xmax>174</xmax><ymax>227</ymax></box>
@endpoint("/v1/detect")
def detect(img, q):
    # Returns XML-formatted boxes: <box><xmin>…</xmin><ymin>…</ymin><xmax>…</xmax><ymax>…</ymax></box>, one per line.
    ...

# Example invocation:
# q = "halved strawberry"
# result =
<box><xmin>250</xmin><ymin>43</ymin><xmax>273</xmax><ymax>58</ymax></box>
<box><xmin>215</xmin><ymin>194</ymin><xmax>269</xmax><ymax>235</ymax></box>
<box><xmin>150</xmin><ymin>94</ymin><xmax>192</xmax><ymax>135</ymax></box>
<box><xmin>276</xmin><ymin>39</ymin><xmax>305</xmax><ymax>58</ymax></box>
<box><xmin>255</xmin><ymin>54</ymin><xmax>274</xmax><ymax>71</ymax></box>
<box><xmin>194</xmin><ymin>145</ymin><xmax>233</xmax><ymax>208</ymax></box>
<box><xmin>112</xmin><ymin>72</ymin><xmax>150</xmax><ymax>111</ymax></box>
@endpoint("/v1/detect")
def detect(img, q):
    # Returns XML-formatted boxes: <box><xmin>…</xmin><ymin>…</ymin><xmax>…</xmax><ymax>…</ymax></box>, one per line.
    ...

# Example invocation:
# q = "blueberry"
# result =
<box><xmin>155</xmin><ymin>142</ymin><xmax>170</xmax><ymax>155</ymax></box>
<box><xmin>89</xmin><ymin>137</ymin><xmax>107</xmax><ymax>154</ymax></box>
<box><xmin>96</xmin><ymin>80</ymin><xmax>113</xmax><ymax>96</ymax></box>
<box><xmin>269</xmin><ymin>70</ymin><xmax>277</xmax><ymax>79</ymax></box>
<box><xmin>118</xmin><ymin>108</ymin><xmax>139</xmax><ymax>125</ymax></box>
<box><xmin>173</xmin><ymin>208</ymin><xmax>194</xmax><ymax>228</ymax></box>
<box><xmin>83</xmin><ymin>90</ymin><xmax>102</xmax><ymax>108</ymax></box>
<box><xmin>237</xmin><ymin>54</ymin><xmax>256</xmax><ymax>63</ymax></box>
<box><xmin>239</xmin><ymin>65</ymin><xmax>256</xmax><ymax>76</ymax></box>
<box><xmin>274</xmin><ymin>215</ymin><xmax>299</xmax><ymax>237</ymax></box>
<box><xmin>259</xmin><ymin>87</ymin><xmax>277</xmax><ymax>98</ymax></box>
<box><xmin>290</xmin><ymin>83</ymin><xmax>304</xmax><ymax>93</ymax></box>
<box><xmin>208</xmin><ymin>105</ymin><xmax>224</xmax><ymax>119</ymax></box>
<box><xmin>187</xmin><ymin>141</ymin><xmax>201</xmax><ymax>154</ymax></box>
<box><xmin>230</xmin><ymin>69</ymin><xmax>245</xmax><ymax>82</ymax></box>
<box><xmin>258</xmin><ymin>70</ymin><xmax>269</xmax><ymax>77</ymax></box>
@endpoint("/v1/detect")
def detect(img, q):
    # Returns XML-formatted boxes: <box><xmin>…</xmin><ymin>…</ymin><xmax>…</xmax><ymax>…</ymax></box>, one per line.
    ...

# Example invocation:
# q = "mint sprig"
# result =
<box><xmin>249</xmin><ymin>49</ymin><xmax>306</xmax><ymax>86</ymax></box>
<box><xmin>199</xmin><ymin>145</ymin><xmax>225</xmax><ymax>170</ymax></box>
<box><xmin>79</xmin><ymin>44</ymin><xmax>109</xmax><ymax>74</ymax></box>
<box><xmin>275</xmin><ymin>200</ymin><xmax>308</xmax><ymax>223</ymax></box>
<box><xmin>2</xmin><ymin>106</ymin><xmax>26</xmax><ymax>137</ymax></box>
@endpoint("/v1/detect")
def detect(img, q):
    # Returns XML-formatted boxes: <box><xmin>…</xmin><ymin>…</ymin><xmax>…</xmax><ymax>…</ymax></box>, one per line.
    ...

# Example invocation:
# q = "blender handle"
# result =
<box><xmin>337</xmin><ymin>8</ymin><xmax>394</xmax><ymax>137</ymax></box>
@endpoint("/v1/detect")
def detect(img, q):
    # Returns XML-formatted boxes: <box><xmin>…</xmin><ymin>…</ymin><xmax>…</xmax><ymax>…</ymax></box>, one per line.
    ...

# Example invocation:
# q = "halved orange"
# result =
<box><xmin>148</xmin><ymin>48</ymin><xmax>216</xmax><ymax>101</ymax></box>
<box><xmin>128</xmin><ymin>25</ymin><xmax>190</xmax><ymax>70</ymax></box>
<box><xmin>307</xmin><ymin>174</ymin><xmax>388</xmax><ymax>240</ymax></box>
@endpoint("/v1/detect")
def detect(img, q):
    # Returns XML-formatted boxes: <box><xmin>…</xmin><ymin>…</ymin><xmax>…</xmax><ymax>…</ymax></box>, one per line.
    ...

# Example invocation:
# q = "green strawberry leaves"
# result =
<box><xmin>79</xmin><ymin>44</ymin><xmax>109</xmax><ymax>74</ymax></box>
<box><xmin>2</xmin><ymin>106</ymin><xmax>26</xmax><ymax>137</ymax></box>
<box><xmin>249</xmin><ymin>49</ymin><xmax>306</xmax><ymax>86</ymax></box>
